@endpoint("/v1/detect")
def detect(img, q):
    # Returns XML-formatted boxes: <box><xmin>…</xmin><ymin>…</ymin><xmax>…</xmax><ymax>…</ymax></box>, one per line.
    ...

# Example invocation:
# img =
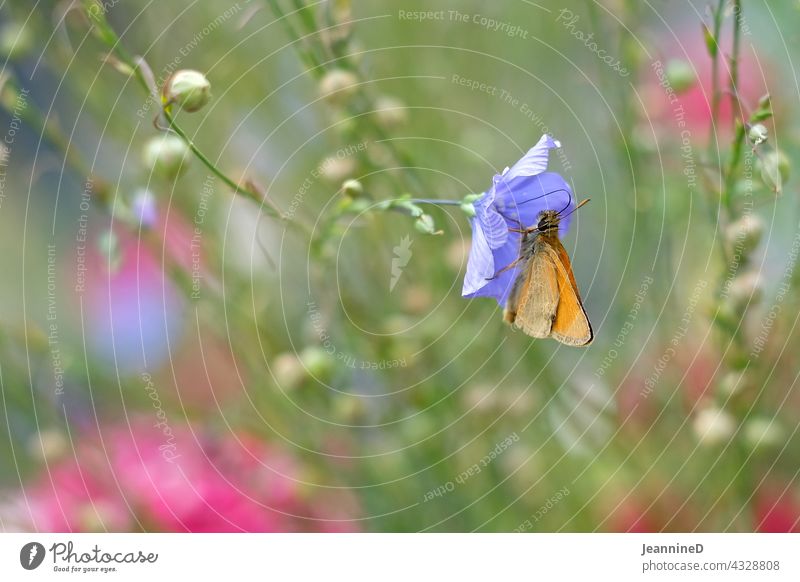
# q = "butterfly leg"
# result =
<box><xmin>485</xmin><ymin>255</ymin><xmax>525</xmax><ymax>281</ymax></box>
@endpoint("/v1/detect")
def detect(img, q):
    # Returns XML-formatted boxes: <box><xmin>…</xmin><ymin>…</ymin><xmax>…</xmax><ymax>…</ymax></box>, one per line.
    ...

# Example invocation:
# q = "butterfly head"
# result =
<box><xmin>536</xmin><ymin>210</ymin><xmax>562</xmax><ymax>234</ymax></box>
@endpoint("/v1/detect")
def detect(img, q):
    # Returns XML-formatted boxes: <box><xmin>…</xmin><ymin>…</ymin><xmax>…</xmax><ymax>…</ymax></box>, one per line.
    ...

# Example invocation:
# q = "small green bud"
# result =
<box><xmin>748</xmin><ymin>123</ymin><xmax>768</xmax><ymax>145</ymax></box>
<box><xmin>319</xmin><ymin>69</ymin><xmax>359</xmax><ymax>105</ymax></box>
<box><xmin>143</xmin><ymin>134</ymin><xmax>191</xmax><ymax>180</ymax></box>
<box><xmin>97</xmin><ymin>229</ymin><xmax>121</xmax><ymax>271</ymax></box>
<box><xmin>759</xmin><ymin>150</ymin><xmax>791</xmax><ymax>193</ymax></box>
<box><xmin>460</xmin><ymin>201</ymin><xmax>476</xmax><ymax>219</ymax></box>
<box><xmin>664</xmin><ymin>59</ymin><xmax>695</xmax><ymax>93</ymax></box>
<box><xmin>392</xmin><ymin>200</ymin><xmax>423</xmax><ymax>217</ymax></box>
<box><xmin>162</xmin><ymin>69</ymin><xmax>211</xmax><ymax>113</ymax></box>
<box><xmin>751</xmin><ymin>96</ymin><xmax>773</xmax><ymax>123</ymax></box>
<box><xmin>341</xmin><ymin>178</ymin><xmax>364</xmax><ymax>198</ymax></box>
<box><xmin>743</xmin><ymin>417</ymin><xmax>784</xmax><ymax>449</ymax></box>
<box><xmin>0</xmin><ymin>22</ymin><xmax>33</xmax><ymax>60</ymax></box>
<box><xmin>717</xmin><ymin>370</ymin><xmax>747</xmax><ymax>398</ymax></box>
<box><xmin>300</xmin><ymin>346</ymin><xmax>334</xmax><ymax>379</ymax></box>
<box><xmin>414</xmin><ymin>213</ymin><xmax>441</xmax><ymax>235</ymax></box>
<box><xmin>460</xmin><ymin>194</ymin><xmax>481</xmax><ymax>218</ymax></box>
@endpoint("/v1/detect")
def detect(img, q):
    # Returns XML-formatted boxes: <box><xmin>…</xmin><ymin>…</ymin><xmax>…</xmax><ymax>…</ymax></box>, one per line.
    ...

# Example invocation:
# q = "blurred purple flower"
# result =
<box><xmin>462</xmin><ymin>134</ymin><xmax>575</xmax><ymax>305</ymax></box>
<box><xmin>132</xmin><ymin>188</ymin><xmax>158</xmax><ymax>230</ymax></box>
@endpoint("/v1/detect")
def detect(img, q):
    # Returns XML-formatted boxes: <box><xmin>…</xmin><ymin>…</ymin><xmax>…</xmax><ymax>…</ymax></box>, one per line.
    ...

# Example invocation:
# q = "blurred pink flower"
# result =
<box><xmin>754</xmin><ymin>481</ymin><xmax>800</xmax><ymax>533</ymax></box>
<box><xmin>643</xmin><ymin>22</ymin><xmax>771</xmax><ymax>138</ymax></box>
<box><xmin>4</xmin><ymin>421</ymin><xmax>359</xmax><ymax>532</ymax></box>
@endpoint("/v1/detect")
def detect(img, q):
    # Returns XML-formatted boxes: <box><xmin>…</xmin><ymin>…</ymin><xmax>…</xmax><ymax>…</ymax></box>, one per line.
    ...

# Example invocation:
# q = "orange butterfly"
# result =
<box><xmin>502</xmin><ymin>199</ymin><xmax>593</xmax><ymax>346</ymax></box>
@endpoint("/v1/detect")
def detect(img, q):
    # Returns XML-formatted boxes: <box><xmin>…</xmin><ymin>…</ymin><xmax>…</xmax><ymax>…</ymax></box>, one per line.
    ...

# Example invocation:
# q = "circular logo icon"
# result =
<box><xmin>19</xmin><ymin>542</ymin><xmax>46</xmax><ymax>570</ymax></box>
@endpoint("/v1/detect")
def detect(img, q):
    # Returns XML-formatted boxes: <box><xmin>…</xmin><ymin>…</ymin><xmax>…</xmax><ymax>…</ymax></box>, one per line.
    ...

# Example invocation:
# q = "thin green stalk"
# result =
<box><xmin>267</xmin><ymin>0</ymin><xmax>324</xmax><ymax>77</ymax></box>
<box><xmin>406</xmin><ymin>199</ymin><xmax>462</xmax><ymax>207</ymax></box>
<box><xmin>722</xmin><ymin>0</ymin><xmax>746</xmax><ymax>211</ymax></box>
<box><xmin>709</xmin><ymin>0</ymin><xmax>726</xmax><ymax>136</ymax></box>
<box><xmin>161</xmin><ymin>109</ymin><xmax>258</xmax><ymax>205</ymax></box>
<box><xmin>83</xmin><ymin>0</ymin><xmax>310</xmax><ymax>231</ymax></box>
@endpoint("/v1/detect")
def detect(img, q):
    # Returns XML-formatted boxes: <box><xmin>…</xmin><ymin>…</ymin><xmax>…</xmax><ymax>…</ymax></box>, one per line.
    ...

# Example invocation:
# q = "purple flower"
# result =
<box><xmin>462</xmin><ymin>134</ymin><xmax>575</xmax><ymax>305</ymax></box>
<box><xmin>132</xmin><ymin>188</ymin><xmax>158</xmax><ymax>230</ymax></box>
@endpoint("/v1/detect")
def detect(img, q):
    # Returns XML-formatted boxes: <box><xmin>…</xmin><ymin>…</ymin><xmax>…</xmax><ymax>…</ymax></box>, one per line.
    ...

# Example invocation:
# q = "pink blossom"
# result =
<box><xmin>5</xmin><ymin>421</ymin><xmax>359</xmax><ymax>532</ymax></box>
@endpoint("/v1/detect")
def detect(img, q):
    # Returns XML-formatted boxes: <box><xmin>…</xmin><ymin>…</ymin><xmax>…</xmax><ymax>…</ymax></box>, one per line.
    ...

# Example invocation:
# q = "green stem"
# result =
<box><xmin>722</xmin><ymin>0</ymin><xmax>746</xmax><ymax>212</ymax></box>
<box><xmin>267</xmin><ymin>0</ymin><xmax>324</xmax><ymax>77</ymax></box>
<box><xmin>709</xmin><ymin>0</ymin><xmax>725</xmax><ymax>136</ymax></box>
<box><xmin>406</xmin><ymin>199</ymin><xmax>462</xmax><ymax>207</ymax></box>
<box><xmin>161</xmin><ymin>109</ymin><xmax>257</xmax><ymax>204</ymax></box>
<box><xmin>83</xmin><ymin>1</ymin><xmax>309</xmax><ymax>230</ymax></box>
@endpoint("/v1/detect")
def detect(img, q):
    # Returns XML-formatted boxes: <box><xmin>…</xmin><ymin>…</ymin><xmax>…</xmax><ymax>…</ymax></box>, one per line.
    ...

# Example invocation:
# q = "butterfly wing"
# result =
<box><xmin>547</xmin><ymin>237</ymin><xmax>593</xmax><ymax>346</ymax></box>
<box><xmin>508</xmin><ymin>245</ymin><xmax>560</xmax><ymax>338</ymax></box>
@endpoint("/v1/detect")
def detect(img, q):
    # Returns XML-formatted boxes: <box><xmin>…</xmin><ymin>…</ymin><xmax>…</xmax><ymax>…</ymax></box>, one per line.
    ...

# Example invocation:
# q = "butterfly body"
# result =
<box><xmin>503</xmin><ymin>208</ymin><xmax>593</xmax><ymax>346</ymax></box>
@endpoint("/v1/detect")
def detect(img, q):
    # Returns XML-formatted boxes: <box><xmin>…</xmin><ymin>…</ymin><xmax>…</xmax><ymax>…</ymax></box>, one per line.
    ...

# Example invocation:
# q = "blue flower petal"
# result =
<box><xmin>502</xmin><ymin>134</ymin><xmax>561</xmax><ymax>182</ymax></box>
<box><xmin>473</xmin><ymin>186</ymin><xmax>508</xmax><ymax>250</ymax></box>
<box><xmin>463</xmin><ymin>231</ymin><xmax>522</xmax><ymax>304</ymax></box>
<box><xmin>462</xmin><ymin>218</ymin><xmax>495</xmax><ymax>296</ymax></box>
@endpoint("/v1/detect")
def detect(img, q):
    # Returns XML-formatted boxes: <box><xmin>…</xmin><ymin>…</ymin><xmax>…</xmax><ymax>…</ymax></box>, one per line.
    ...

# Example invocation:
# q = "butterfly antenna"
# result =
<box><xmin>556</xmin><ymin>198</ymin><xmax>590</xmax><ymax>222</ymax></box>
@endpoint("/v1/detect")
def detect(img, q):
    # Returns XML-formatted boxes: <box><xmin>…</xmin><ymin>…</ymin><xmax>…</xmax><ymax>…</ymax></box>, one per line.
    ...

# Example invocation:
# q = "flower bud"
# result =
<box><xmin>131</xmin><ymin>188</ymin><xmax>158</xmax><ymax>229</ymax></box>
<box><xmin>693</xmin><ymin>406</ymin><xmax>736</xmax><ymax>446</ymax></box>
<box><xmin>758</xmin><ymin>150</ymin><xmax>790</xmax><ymax>193</ymax></box>
<box><xmin>162</xmin><ymin>69</ymin><xmax>211</xmax><ymax>113</ymax></box>
<box><xmin>341</xmin><ymin>179</ymin><xmax>364</xmax><ymax>198</ymax></box>
<box><xmin>743</xmin><ymin>417</ymin><xmax>784</xmax><ymax>449</ymax></box>
<box><xmin>272</xmin><ymin>352</ymin><xmax>305</xmax><ymax>390</ymax></box>
<box><xmin>374</xmin><ymin>96</ymin><xmax>408</xmax><ymax>129</ymax></box>
<box><xmin>0</xmin><ymin>22</ymin><xmax>33</xmax><ymax>60</ymax></box>
<box><xmin>726</xmin><ymin>270</ymin><xmax>763</xmax><ymax>311</ymax></box>
<box><xmin>319</xmin><ymin>69</ymin><xmax>359</xmax><ymax>105</ymax></box>
<box><xmin>748</xmin><ymin>123</ymin><xmax>768</xmax><ymax>146</ymax></box>
<box><xmin>717</xmin><ymin>370</ymin><xmax>747</xmax><ymax>398</ymax></box>
<box><xmin>414</xmin><ymin>213</ymin><xmax>441</xmax><ymax>235</ymax></box>
<box><xmin>664</xmin><ymin>59</ymin><xmax>695</xmax><ymax>93</ymax></box>
<box><xmin>725</xmin><ymin>213</ymin><xmax>764</xmax><ymax>256</ymax></box>
<box><xmin>300</xmin><ymin>346</ymin><xmax>334</xmax><ymax>379</ymax></box>
<box><xmin>97</xmin><ymin>229</ymin><xmax>121</xmax><ymax>272</ymax></box>
<box><xmin>460</xmin><ymin>194</ymin><xmax>480</xmax><ymax>218</ymax></box>
<box><xmin>143</xmin><ymin>134</ymin><xmax>191</xmax><ymax>180</ymax></box>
